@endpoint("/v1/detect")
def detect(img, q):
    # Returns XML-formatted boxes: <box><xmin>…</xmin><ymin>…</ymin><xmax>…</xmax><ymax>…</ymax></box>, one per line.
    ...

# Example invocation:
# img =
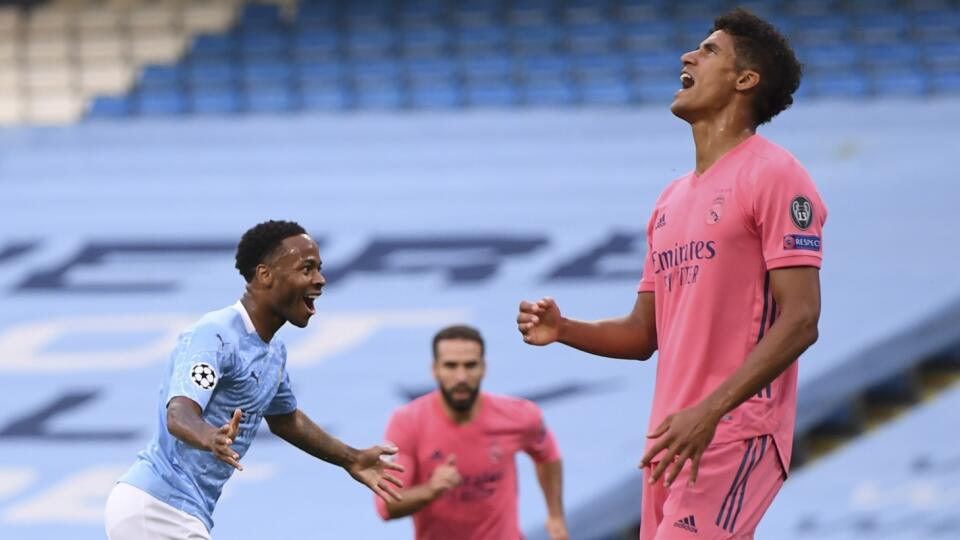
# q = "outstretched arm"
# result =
<box><xmin>535</xmin><ymin>460</ymin><xmax>568</xmax><ymax>540</ymax></box>
<box><xmin>641</xmin><ymin>267</ymin><xmax>821</xmax><ymax>486</ymax></box>
<box><xmin>381</xmin><ymin>455</ymin><xmax>461</xmax><ymax>519</ymax></box>
<box><xmin>167</xmin><ymin>397</ymin><xmax>243</xmax><ymax>470</ymax></box>
<box><xmin>266</xmin><ymin>409</ymin><xmax>405</xmax><ymax>502</ymax></box>
<box><xmin>517</xmin><ymin>292</ymin><xmax>657</xmax><ymax>360</ymax></box>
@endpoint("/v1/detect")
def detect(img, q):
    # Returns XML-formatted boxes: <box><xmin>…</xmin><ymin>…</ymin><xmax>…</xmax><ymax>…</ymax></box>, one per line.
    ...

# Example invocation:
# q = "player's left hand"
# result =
<box><xmin>639</xmin><ymin>403</ymin><xmax>721</xmax><ymax>487</ymax></box>
<box><xmin>346</xmin><ymin>444</ymin><xmax>406</xmax><ymax>503</ymax></box>
<box><xmin>545</xmin><ymin>514</ymin><xmax>569</xmax><ymax>540</ymax></box>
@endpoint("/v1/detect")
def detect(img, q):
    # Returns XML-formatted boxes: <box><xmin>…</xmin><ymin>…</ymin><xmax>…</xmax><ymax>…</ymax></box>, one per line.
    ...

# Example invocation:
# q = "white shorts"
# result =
<box><xmin>104</xmin><ymin>482</ymin><xmax>211</xmax><ymax>540</ymax></box>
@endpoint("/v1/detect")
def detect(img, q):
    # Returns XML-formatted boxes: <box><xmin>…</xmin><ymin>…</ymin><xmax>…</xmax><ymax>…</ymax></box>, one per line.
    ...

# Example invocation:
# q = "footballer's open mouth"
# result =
<box><xmin>680</xmin><ymin>72</ymin><xmax>695</xmax><ymax>90</ymax></box>
<box><xmin>303</xmin><ymin>292</ymin><xmax>320</xmax><ymax>314</ymax></box>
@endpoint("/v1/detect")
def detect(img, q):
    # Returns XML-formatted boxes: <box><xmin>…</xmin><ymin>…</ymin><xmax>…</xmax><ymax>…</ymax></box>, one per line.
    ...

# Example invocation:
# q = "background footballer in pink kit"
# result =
<box><xmin>375</xmin><ymin>325</ymin><xmax>568</xmax><ymax>540</ymax></box>
<box><xmin>517</xmin><ymin>8</ymin><xmax>823</xmax><ymax>540</ymax></box>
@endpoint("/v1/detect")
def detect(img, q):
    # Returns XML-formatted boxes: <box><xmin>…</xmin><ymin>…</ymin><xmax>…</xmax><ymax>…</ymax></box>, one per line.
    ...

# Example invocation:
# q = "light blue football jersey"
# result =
<box><xmin>119</xmin><ymin>302</ymin><xmax>297</xmax><ymax>531</ymax></box>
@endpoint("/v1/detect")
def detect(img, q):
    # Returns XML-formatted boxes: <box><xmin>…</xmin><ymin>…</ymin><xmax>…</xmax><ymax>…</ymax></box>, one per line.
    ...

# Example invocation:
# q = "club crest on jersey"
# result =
<box><xmin>489</xmin><ymin>440</ymin><xmax>503</xmax><ymax>463</ymax></box>
<box><xmin>190</xmin><ymin>362</ymin><xmax>217</xmax><ymax>390</ymax></box>
<box><xmin>790</xmin><ymin>196</ymin><xmax>813</xmax><ymax>230</ymax></box>
<box><xmin>707</xmin><ymin>194</ymin><xmax>724</xmax><ymax>225</ymax></box>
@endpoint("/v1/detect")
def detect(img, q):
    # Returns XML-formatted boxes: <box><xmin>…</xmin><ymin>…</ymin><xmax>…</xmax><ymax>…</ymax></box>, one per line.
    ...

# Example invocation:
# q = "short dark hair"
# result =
<box><xmin>432</xmin><ymin>324</ymin><xmax>485</xmax><ymax>358</ymax></box>
<box><xmin>713</xmin><ymin>8</ymin><xmax>802</xmax><ymax>126</ymax></box>
<box><xmin>235</xmin><ymin>220</ymin><xmax>307</xmax><ymax>282</ymax></box>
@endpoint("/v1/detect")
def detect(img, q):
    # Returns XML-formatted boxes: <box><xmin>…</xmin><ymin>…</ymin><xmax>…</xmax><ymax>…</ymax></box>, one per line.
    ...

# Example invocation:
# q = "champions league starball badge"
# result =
<box><xmin>190</xmin><ymin>362</ymin><xmax>218</xmax><ymax>390</ymax></box>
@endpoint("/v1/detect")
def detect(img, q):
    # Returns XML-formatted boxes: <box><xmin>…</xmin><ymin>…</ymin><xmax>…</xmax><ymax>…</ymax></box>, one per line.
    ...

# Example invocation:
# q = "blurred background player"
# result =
<box><xmin>518</xmin><ymin>9</ymin><xmax>825</xmax><ymax>540</ymax></box>
<box><xmin>104</xmin><ymin>220</ymin><xmax>405</xmax><ymax>540</ymax></box>
<box><xmin>376</xmin><ymin>324</ymin><xmax>568</xmax><ymax>540</ymax></box>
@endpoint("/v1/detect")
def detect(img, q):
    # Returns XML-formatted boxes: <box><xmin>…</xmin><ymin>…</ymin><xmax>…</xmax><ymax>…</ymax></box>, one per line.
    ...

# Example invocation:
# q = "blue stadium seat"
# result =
<box><xmin>398</xmin><ymin>0</ymin><xmax>446</xmax><ymax>27</ymax></box>
<box><xmin>580</xmin><ymin>76</ymin><xmax>633</xmax><ymax>105</ymax></box>
<box><xmin>456</xmin><ymin>26</ymin><xmax>509</xmax><ymax>54</ymax></box>
<box><xmin>859</xmin><ymin>43</ymin><xmax>920</xmax><ymax>73</ymax></box>
<box><xmin>853</xmin><ymin>13</ymin><xmax>908</xmax><ymax>44</ymax></box>
<box><xmin>846</xmin><ymin>0</ymin><xmax>900</xmax><ymax>15</ymax></box>
<box><xmin>675</xmin><ymin>18</ymin><xmax>713</xmax><ymax>47</ymax></box>
<box><xmin>465</xmin><ymin>83</ymin><xmax>519</xmax><ymax>107</ymax></box>
<box><xmin>296</xmin><ymin>60</ymin><xmax>347</xmax><ymax>84</ymax></box>
<box><xmin>732</xmin><ymin>0</ymin><xmax>780</xmax><ymax>19</ymax></box>
<box><xmin>240</xmin><ymin>3</ymin><xmax>283</xmax><ymax>29</ymax></box>
<box><xmin>566</xmin><ymin>22</ymin><xmax>620</xmax><ymax>53</ymax></box>
<box><xmin>406</xmin><ymin>57</ymin><xmax>458</xmax><ymax>80</ymax></box>
<box><xmin>787</xmin><ymin>0</ymin><xmax>842</xmax><ymax>16</ymax></box>
<box><xmin>190</xmin><ymin>86</ymin><xmax>241</xmax><ymax>114</ymax></box>
<box><xmin>563</xmin><ymin>0</ymin><xmax>613</xmax><ymax>24</ymax></box>
<box><xmin>809</xmin><ymin>73</ymin><xmax>870</xmax><ymax>97</ymax></box>
<box><xmin>300</xmin><ymin>84</ymin><xmax>350</xmax><ymax>110</ymax></box>
<box><xmin>872</xmin><ymin>70</ymin><xmax>929</xmax><ymax>96</ymax></box>
<box><xmin>137</xmin><ymin>89</ymin><xmax>188</xmax><ymax>116</ymax></box>
<box><xmin>912</xmin><ymin>10</ymin><xmax>960</xmax><ymax>43</ymax></box>
<box><xmin>522</xmin><ymin>76</ymin><xmax>577</xmax><ymax>106</ymax></box>
<box><xmin>138</xmin><ymin>65</ymin><xmax>183</xmax><ymax>89</ymax></box>
<box><xmin>517</xmin><ymin>54</ymin><xmax>571</xmax><ymax>78</ymax></box>
<box><xmin>506</xmin><ymin>0</ymin><xmax>555</xmax><ymax>26</ymax></box>
<box><xmin>292</xmin><ymin>30</ymin><xmax>341</xmax><ymax>60</ymax></box>
<box><xmin>453</xmin><ymin>0</ymin><xmax>500</xmax><ymax>28</ymax></box>
<box><xmin>240</xmin><ymin>59</ymin><xmax>295</xmax><ymax>87</ymax></box>
<box><xmin>618</xmin><ymin>0</ymin><xmax>668</xmax><ymax>23</ymax></box>
<box><xmin>409</xmin><ymin>82</ymin><xmax>463</xmax><ymax>108</ymax></box>
<box><xmin>243</xmin><ymin>85</ymin><xmax>298</xmax><ymax>113</ymax></box>
<box><xmin>296</xmin><ymin>1</ymin><xmax>337</xmax><ymax>28</ymax></box>
<box><xmin>354</xmin><ymin>85</ymin><xmax>406</xmax><ymax>109</ymax></box>
<box><xmin>190</xmin><ymin>34</ymin><xmax>238</xmax><ymax>60</ymax></box>
<box><xmin>931</xmin><ymin>72</ymin><xmax>960</xmax><ymax>94</ymax></box>
<box><xmin>510</xmin><ymin>24</ymin><xmax>564</xmax><ymax>54</ymax></box>
<box><xmin>186</xmin><ymin>60</ymin><xmax>239</xmax><ymax>87</ymax></box>
<box><xmin>924</xmin><ymin>42</ymin><xmax>960</xmax><ymax>73</ymax></box>
<box><xmin>633</xmin><ymin>77</ymin><xmax>680</xmax><ymax>103</ymax></box>
<box><xmin>345</xmin><ymin>27</ymin><xmax>396</xmax><ymax>58</ymax></box>
<box><xmin>462</xmin><ymin>55</ymin><xmax>514</xmax><ymax>79</ymax></box>
<box><xmin>351</xmin><ymin>59</ymin><xmax>403</xmax><ymax>79</ymax></box>
<box><xmin>87</xmin><ymin>95</ymin><xmax>134</xmax><ymax>118</ymax></box>
<box><xmin>629</xmin><ymin>50</ymin><xmax>681</xmax><ymax>77</ymax></box>
<box><xmin>239</xmin><ymin>30</ymin><xmax>290</xmax><ymax>58</ymax></box>
<box><xmin>791</xmin><ymin>14</ymin><xmax>852</xmax><ymax>46</ymax></box>
<box><xmin>621</xmin><ymin>20</ymin><xmax>676</xmax><ymax>52</ymax></box>
<box><xmin>571</xmin><ymin>52</ymin><xmax>629</xmax><ymax>79</ymax></box>
<box><xmin>399</xmin><ymin>27</ymin><xmax>453</xmax><ymax>58</ymax></box>
<box><xmin>673</xmin><ymin>0</ymin><xmax>726</xmax><ymax>20</ymax></box>
<box><xmin>799</xmin><ymin>44</ymin><xmax>860</xmax><ymax>73</ymax></box>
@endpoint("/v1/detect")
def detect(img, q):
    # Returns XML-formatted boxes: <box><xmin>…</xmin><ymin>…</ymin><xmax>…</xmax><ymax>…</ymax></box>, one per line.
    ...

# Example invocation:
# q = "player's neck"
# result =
<box><xmin>239</xmin><ymin>293</ymin><xmax>283</xmax><ymax>342</ymax></box>
<box><xmin>690</xmin><ymin>110</ymin><xmax>756</xmax><ymax>176</ymax></box>
<box><xmin>440</xmin><ymin>394</ymin><xmax>482</xmax><ymax>425</ymax></box>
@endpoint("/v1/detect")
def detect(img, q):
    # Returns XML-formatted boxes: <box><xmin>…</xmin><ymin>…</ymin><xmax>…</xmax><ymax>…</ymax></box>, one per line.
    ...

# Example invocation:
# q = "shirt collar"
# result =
<box><xmin>232</xmin><ymin>301</ymin><xmax>257</xmax><ymax>334</ymax></box>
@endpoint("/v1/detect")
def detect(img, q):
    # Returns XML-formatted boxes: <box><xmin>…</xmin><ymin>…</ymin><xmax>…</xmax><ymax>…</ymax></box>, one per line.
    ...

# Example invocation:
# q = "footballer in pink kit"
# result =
<box><xmin>518</xmin><ymin>9</ymin><xmax>824</xmax><ymax>540</ymax></box>
<box><xmin>376</xmin><ymin>325</ymin><xmax>568</xmax><ymax>540</ymax></box>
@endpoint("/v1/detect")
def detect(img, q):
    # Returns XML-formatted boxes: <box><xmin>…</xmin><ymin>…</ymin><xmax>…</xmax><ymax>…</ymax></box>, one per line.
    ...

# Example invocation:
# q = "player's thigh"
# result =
<box><xmin>105</xmin><ymin>483</ymin><xmax>211</xmax><ymax>540</ymax></box>
<box><xmin>653</xmin><ymin>435</ymin><xmax>784</xmax><ymax>540</ymax></box>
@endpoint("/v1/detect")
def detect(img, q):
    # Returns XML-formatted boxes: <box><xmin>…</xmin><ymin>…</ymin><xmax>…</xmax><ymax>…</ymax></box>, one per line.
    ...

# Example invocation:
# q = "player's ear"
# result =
<box><xmin>735</xmin><ymin>69</ymin><xmax>759</xmax><ymax>92</ymax></box>
<box><xmin>254</xmin><ymin>263</ymin><xmax>273</xmax><ymax>287</ymax></box>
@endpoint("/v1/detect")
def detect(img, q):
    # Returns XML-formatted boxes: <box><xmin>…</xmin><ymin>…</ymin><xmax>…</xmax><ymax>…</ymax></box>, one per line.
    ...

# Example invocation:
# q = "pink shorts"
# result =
<box><xmin>640</xmin><ymin>435</ymin><xmax>784</xmax><ymax>540</ymax></box>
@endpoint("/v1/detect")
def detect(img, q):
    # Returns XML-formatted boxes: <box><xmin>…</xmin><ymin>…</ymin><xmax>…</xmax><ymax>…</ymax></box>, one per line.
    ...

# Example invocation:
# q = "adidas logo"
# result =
<box><xmin>673</xmin><ymin>515</ymin><xmax>698</xmax><ymax>533</ymax></box>
<box><xmin>655</xmin><ymin>213</ymin><xmax>667</xmax><ymax>230</ymax></box>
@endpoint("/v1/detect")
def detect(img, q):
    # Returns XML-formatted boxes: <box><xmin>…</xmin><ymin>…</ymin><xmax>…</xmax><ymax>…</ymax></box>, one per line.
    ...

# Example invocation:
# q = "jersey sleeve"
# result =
<box><xmin>637</xmin><ymin>208</ymin><xmax>658</xmax><ymax>293</ymax></box>
<box><xmin>375</xmin><ymin>407</ymin><xmax>418</xmax><ymax>520</ymax></box>
<box><xmin>521</xmin><ymin>401</ymin><xmax>561</xmax><ymax>464</ymax></box>
<box><xmin>166</xmin><ymin>325</ymin><xmax>232</xmax><ymax>411</ymax></box>
<box><xmin>264</xmin><ymin>368</ymin><xmax>298</xmax><ymax>416</ymax></box>
<box><xmin>752</xmin><ymin>160</ymin><xmax>828</xmax><ymax>270</ymax></box>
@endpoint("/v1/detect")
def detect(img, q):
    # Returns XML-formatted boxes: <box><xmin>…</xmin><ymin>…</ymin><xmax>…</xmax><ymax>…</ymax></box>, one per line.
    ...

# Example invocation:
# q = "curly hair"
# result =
<box><xmin>235</xmin><ymin>220</ymin><xmax>307</xmax><ymax>282</ymax></box>
<box><xmin>713</xmin><ymin>8</ymin><xmax>802</xmax><ymax>126</ymax></box>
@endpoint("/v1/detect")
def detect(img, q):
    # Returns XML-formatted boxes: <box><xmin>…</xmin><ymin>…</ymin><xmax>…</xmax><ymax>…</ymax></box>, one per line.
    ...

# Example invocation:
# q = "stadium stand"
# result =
<box><xmin>0</xmin><ymin>98</ymin><xmax>958</xmax><ymax>539</ymax></box>
<box><xmin>1</xmin><ymin>0</ymin><xmax>959</xmax><ymax>124</ymax></box>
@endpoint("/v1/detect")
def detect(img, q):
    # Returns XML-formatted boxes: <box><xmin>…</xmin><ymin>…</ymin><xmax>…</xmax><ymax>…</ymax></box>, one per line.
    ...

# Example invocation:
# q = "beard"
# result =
<box><xmin>440</xmin><ymin>383</ymin><xmax>480</xmax><ymax>413</ymax></box>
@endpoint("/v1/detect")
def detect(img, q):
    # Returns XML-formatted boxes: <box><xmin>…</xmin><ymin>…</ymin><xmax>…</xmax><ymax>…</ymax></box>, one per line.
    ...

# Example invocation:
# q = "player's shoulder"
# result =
<box><xmin>391</xmin><ymin>391</ymin><xmax>436</xmax><ymax>423</ymax></box>
<box><xmin>182</xmin><ymin>305</ymin><xmax>246</xmax><ymax>351</ymax></box>
<box><xmin>745</xmin><ymin>135</ymin><xmax>809</xmax><ymax>176</ymax></box>
<box><xmin>484</xmin><ymin>392</ymin><xmax>542</xmax><ymax>421</ymax></box>
<box><xmin>656</xmin><ymin>174</ymin><xmax>691</xmax><ymax>204</ymax></box>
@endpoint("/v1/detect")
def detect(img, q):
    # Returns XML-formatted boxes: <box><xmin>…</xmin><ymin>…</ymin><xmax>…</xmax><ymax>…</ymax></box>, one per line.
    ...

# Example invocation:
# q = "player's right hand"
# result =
<box><xmin>428</xmin><ymin>454</ymin><xmax>461</xmax><ymax>496</ymax></box>
<box><xmin>210</xmin><ymin>408</ymin><xmax>243</xmax><ymax>471</ymax></box>
<box><xmin>517</xmin><ymin>297</ymin><xmax>562</xmax><ymax>346</ymax></box>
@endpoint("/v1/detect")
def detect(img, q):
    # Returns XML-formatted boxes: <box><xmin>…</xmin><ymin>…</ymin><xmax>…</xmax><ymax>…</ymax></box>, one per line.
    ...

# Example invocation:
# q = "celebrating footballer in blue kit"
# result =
<box><xmin>105</xmin><ymin>220</ymin><xmax>405</xmax><ymax>540</ymax></box>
